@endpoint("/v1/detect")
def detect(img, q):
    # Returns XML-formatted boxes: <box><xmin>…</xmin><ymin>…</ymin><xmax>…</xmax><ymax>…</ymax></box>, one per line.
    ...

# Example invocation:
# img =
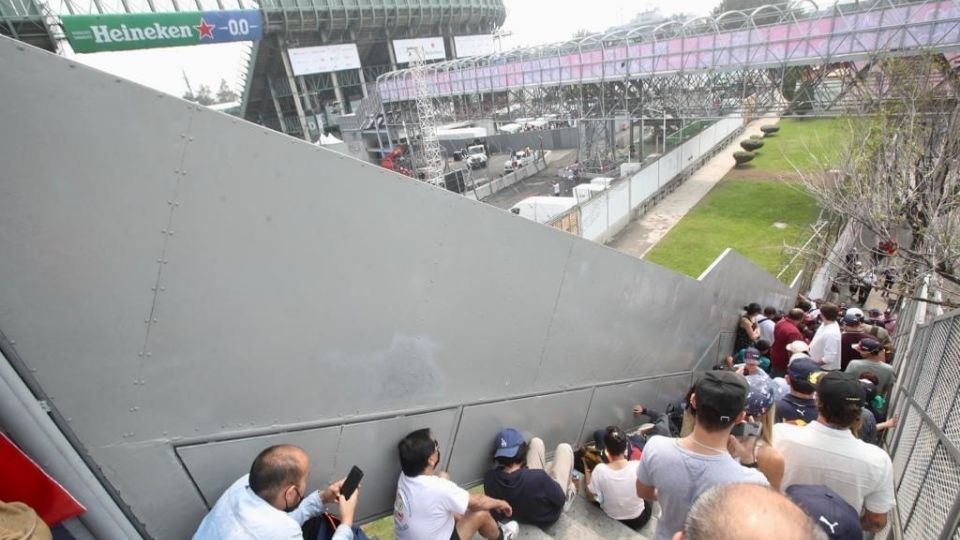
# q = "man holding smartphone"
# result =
<box><xmin>193</xmin><ymin>444</ymin><xmax>360</xmax><ymax>540</ymax></box>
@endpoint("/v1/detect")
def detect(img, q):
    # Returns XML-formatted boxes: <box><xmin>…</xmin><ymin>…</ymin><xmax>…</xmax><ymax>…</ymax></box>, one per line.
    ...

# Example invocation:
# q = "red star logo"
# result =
<box><xmin>195</xmin><ymin>18</ymin><xmax>215</xmax><ymax>40</ymax></box>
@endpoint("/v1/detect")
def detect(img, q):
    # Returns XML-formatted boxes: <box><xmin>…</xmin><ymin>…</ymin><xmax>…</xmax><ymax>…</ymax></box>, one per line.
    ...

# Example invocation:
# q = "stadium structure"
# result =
<box><xmin>240</xmin><ymin>0</ymin><xmax>505</xmax><ymax>142</ymax></box>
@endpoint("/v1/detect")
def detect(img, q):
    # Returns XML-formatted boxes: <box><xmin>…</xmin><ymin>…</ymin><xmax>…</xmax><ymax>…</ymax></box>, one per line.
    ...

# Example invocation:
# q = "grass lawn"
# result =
<box><xmin>644</xmin><ymin>180</ymin><xmax>820</xmax><ymax>278</ymax></box>
<box><xmin>745</xmin><ymin>118</ymin><xmax>847</xmax><ymax>175</ymax></box>
<box><xmin>643</xmin><ymin>118</ymin><xmax>841</xmax><ymax>279</ymax></box>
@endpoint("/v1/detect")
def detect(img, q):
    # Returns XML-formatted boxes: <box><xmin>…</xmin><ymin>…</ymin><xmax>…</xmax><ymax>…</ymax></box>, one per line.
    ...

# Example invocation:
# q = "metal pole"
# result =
<box><xmin>0</xmin><ymin>350</ymin><xmax>144</xmax><ymax>539</ymax></box>
<box><xmin>640</xmin><ymin>116</ymin><xmax>645</xmax><ymax>160</ymax></box>
<box><xmin>278</xmin><ymin>37</ymin><xmax>310</xmax><ymax>141</ymax></box>
<box><xmin>662</xmin><ymin>113</ymin><xmax>667</xmax><ymax>154</ymax></box>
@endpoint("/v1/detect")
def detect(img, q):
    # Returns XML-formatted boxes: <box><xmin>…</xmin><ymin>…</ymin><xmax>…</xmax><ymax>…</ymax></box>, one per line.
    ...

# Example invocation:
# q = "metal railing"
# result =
<box><xmin>884</xmin><ymin>287</ymin><xmax>960</xmax><ymax>540</ymax></box>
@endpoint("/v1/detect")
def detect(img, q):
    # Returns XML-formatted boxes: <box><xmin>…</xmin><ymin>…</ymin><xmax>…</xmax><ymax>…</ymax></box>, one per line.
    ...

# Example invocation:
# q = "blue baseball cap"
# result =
<box><xmin>788</xmin><ymin>356</ymin><xmax>822</xmax><ymax>382</ymax></box>
<box><xmin>493</xmin><ymin>428</ymin><xmax>525</xmax><ymax>458</ymax></box>
<box><xmin>787</xmin><ymin>484</ymin><xmax>862</xmax><ymax>539</ymax></box>
<box><xmin>745</xmin><ymin>374</ymin><xmax>775</xmax><ymax>416</ymax></box>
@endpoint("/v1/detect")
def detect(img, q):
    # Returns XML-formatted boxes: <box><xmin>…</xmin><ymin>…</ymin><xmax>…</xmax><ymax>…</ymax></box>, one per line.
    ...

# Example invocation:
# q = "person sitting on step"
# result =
<box><xmin>482</xmin><ymin>428</ymin><xmax>577</xmax><ymax>529</ymax></box>
<box><xmin>582</xmin><ymin>426</ymin><xmax>652</xmax><ymax>531</ymax></box>
<box><xmin>394</xmin><ymin>428</ymin><xmax>518</xmax><ymax>540</ymax></box>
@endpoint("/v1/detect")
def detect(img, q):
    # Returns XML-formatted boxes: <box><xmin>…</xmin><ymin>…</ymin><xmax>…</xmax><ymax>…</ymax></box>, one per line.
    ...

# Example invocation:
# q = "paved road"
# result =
<box><xmin>483</xmin><ymin>149</ymin><xmax>579</xmax><ymax>210</ymax></box>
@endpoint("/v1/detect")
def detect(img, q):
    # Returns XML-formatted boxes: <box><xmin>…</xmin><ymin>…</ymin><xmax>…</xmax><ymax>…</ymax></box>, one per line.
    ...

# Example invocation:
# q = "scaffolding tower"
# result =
<box><xmin>408</xmin><ymin>47</ymin><xmax>445</xmax><ymax>188</ymax></box>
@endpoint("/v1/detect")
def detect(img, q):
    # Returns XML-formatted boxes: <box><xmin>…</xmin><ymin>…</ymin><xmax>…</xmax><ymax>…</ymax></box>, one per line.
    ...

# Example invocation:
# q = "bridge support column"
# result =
<box><xmin>278</xmin><ymin>36</ymin><xmax>310</xmax><ymax>142</ymax></box>
<box><xmin>330</xmin><ymin>71</ymin><xmax>347</xmax><ymax>112</ymax></box>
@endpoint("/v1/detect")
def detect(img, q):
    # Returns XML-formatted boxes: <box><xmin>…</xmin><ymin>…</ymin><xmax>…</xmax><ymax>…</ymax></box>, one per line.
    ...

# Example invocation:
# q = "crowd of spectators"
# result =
<box><xmin>191</xmin><ymin>297</ymin><xmax>901</xmax><ymax>540</ymax></box>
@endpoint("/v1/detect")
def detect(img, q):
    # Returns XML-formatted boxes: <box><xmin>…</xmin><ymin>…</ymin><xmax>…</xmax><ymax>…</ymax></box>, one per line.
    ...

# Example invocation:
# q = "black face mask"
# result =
<box><xmin>283</xmin><ymin>487</ymin><xmax>304</xmax><ymax>513</ymax></box>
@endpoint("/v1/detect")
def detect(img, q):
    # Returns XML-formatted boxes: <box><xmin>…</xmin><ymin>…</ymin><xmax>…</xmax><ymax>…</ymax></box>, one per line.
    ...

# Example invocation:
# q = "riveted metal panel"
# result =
<box><xmin>177</xmin><ymin>426</ymin><xmax>343</xmax><ymax>508</ymax></box>
<box><xmin>535</xmin><ymin>242</ymin><xmax>703</xmax><ymax>388</ymax></box>
<box><xmin>580</xmin><ymin>379</ymin><xmax>664</xmax><ymax>441</ymax></box>
<box><xmin>137</xmin><ymin>102</ymin><xmax>576</xmax><ymax>438</ymax></box>
<box><xmin>0</xmin><ymin>42</ymin><xmax>191</xmax><ymax>447</ymax></box>
<box><xmin>335</xmin><ymin>408</ymin><xmax>459</xmax><ymax>521</ymax></box>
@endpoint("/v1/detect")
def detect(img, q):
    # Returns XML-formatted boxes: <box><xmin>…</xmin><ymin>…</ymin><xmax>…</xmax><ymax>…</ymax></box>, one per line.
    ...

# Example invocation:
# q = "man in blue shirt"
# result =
<box><xmin>194</xmin><ymin>444</ymin><xmax>356</xmax><ymax>540</ymax></box>
<box><xmin>482</xmin><ymin>429</ymin><xmax>573</xmax><ymax>528</ymax></box>
<box><xmin>775</xmin><ymin>357</ymin><xmax>823</xmax><ymax>425</ymax></box>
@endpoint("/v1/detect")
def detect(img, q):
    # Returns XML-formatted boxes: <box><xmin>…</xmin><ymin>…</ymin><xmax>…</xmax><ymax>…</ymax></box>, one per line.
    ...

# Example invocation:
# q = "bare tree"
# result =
<box><xmin>794</xmin><ymin>55</ymin><xmax>960</xmax><ymax>308</ymax></box>
<box><xmin>216</xmin><ymin>79</ymin><xmax>239</xmax><ymax>104</ymax></box>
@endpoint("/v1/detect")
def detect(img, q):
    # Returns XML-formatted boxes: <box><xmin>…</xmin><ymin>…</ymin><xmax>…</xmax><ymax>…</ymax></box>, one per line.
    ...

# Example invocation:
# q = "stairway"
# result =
<box><xmin>509</xmin><ymin>494</ymin><xmax>657</xmax><ymax>540</ymax></box>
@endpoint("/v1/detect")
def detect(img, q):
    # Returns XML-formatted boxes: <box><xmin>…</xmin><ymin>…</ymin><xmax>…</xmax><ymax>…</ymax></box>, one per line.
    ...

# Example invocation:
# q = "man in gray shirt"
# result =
<box><xmin>636</xmin><ymin>371</ymin><xmax>768</xmax><ymax>540</ymax></box>
<box><xmin>846</xmin><ymin>338</ymin><xmax>896</xmax><ymax>394</ymax></box>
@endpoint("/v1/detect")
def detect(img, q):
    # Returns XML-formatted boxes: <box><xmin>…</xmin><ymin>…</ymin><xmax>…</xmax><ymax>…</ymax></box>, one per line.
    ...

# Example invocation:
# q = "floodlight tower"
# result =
<box><xmin>408</xmin><ymin>46</ymin><xmax>445</xmax><ymax>188</ymax></box>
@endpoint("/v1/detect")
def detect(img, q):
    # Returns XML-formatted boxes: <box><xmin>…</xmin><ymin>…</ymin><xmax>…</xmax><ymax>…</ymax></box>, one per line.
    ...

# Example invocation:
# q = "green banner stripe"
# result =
<box><xmin>61</xmin><ymin>11</ymin><xmax>261</xmax><ymax>53</ymax></box>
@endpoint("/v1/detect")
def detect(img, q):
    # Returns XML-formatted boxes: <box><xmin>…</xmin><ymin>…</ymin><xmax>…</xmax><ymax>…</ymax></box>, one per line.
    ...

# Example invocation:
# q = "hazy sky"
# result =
<box><xmin>66</xmin><ymin>0</ymin><xmax>719</xmax><ymax>97</ymax></box>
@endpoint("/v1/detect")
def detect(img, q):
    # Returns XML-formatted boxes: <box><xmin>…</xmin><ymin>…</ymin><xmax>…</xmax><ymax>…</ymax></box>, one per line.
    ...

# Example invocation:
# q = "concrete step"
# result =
<box><xmin>510</xmin><ymin>493</ymin><xmax>657</xmax><ymax>540</ymax></box>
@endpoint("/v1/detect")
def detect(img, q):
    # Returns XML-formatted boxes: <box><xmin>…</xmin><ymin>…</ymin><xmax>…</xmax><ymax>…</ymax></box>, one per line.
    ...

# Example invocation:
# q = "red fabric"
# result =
<box><xmin>771</xmin><ymin>318</ymin><xmax>805</xmax><ymax>371</ymax></box>
<box><xmin>0</xmin><ymin>432</ymin><xmax>85</xmax><ymax>526</ymax></box>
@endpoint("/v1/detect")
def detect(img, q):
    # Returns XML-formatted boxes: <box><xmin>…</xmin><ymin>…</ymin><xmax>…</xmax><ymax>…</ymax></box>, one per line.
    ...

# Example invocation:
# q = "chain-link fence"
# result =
<box><xmin>883</xmin><ymin>291</ymin><xmax>960</xmax><ymax>540</ymax></box>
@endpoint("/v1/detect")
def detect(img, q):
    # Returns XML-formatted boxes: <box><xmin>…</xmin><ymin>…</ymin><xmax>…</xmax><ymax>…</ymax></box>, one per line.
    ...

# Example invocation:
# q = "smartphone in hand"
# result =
<box><xmin>340</xmin><ymin>466</ymin><xmax>364</xmax><ymax>501</ymax></box>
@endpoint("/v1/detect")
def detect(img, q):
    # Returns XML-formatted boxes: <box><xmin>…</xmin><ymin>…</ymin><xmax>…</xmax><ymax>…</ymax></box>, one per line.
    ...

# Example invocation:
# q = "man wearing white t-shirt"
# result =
<box><xmin>774</xmin><ymin>371</ymin><xmax>895</xmax><ymax>533</ymax></box>
<box><xmin>394</xmin><ymin>428</ymin><xmax>518</xmax><ymax>540</ymax></box>
<box><xmin>809</xmin><ymin>303</ymin><xmax>841</xmax><ymax>370</ymax></box>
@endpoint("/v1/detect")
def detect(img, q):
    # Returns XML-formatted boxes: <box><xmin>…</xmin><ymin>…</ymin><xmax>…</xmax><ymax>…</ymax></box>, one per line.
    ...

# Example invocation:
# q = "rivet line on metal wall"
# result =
<box><xmin>172</xmin><ymin>370</ymin><xmax>694</xmax><ymax>448</ymax></box>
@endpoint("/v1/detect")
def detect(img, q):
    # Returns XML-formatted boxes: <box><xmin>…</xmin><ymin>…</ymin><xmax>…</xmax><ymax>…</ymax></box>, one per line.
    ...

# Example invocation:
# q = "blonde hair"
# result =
<box><xmin>758</xmin><ymin>404</ymin><xmax>776</xmax><ymax>446</ymax></box>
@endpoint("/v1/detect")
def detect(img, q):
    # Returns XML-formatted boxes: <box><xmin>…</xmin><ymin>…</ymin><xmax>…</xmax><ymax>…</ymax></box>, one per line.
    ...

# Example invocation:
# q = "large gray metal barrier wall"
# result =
<box><xmin>883</xmin><ymin>296</ymin><xmax>960</xmax><ymax>540</ymax></box>
<box><xmin>0</xmin><ymin>36</ymin><xmax>796</xmax><ymax>539</ymax></box>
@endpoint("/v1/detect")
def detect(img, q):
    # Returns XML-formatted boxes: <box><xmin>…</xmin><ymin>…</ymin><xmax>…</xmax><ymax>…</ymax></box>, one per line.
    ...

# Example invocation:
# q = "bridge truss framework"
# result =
<box><xmin>374</xmin><ymin>0</ymin><xmax>960</xmax><ymax>172</ymax></box>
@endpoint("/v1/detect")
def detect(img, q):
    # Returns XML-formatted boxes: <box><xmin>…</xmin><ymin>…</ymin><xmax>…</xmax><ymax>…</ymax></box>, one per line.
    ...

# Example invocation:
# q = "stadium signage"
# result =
<box><xmin>61</xmin><ymin>10</ymin><xmax>263</xmax><ymax>53</ymax></box>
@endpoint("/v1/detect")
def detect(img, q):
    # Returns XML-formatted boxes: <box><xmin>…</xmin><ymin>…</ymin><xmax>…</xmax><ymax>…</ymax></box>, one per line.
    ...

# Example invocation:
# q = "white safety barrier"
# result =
<box><xmin>575</xmin><ymin>117</ymin><xmax>744</xmax><ymax>243</ymax></box>
<box><xmin>464</xmin><ymin>153</ymin><xmax>550</xmax><ymax>200</ymax></box>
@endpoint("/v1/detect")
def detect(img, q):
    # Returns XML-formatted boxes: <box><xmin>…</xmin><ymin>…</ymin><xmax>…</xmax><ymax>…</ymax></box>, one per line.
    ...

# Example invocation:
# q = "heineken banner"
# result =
<box><xmin>61</xmin><ymin>10</ymin><xmax>263</xmax><ymax>53</ymax></box>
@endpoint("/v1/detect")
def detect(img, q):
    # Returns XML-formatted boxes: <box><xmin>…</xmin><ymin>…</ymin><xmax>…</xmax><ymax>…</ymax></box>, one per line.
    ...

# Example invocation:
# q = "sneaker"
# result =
<box><xmin>563</xmin><ymin>484</ymin><xmax>578</xmax><ymax>512</ymax></box>
<box><xmin>499</xmin><ymin>520</ymin><xmax>519</xmax><ymax>540</ymax></box>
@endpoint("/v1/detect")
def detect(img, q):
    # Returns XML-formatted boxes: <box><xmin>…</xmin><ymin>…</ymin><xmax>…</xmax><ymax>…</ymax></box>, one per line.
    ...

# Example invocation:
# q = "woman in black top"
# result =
<box><xmin>734</xmin><ymin>302</ymin><xmax>762</xmax><ymax>353</ymax></box>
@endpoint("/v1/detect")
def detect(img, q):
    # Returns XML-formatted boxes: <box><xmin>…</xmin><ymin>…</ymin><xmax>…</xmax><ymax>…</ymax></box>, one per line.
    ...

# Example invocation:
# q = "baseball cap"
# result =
<box><xmin>745</xmin><ymin>374</ymin><xmax>775</xmax><ymax>416</ymax></box>
<box><xmin>788</xmin><ymin>356</ymin><xmax>822</xmax><ymax>382</ymax></box>
<box><xmin>786</xmin><ymin>485</ymin><xmax>862</xmax><ymax>540</ymax></box>
<box><xmin>786</xmin><ymin>340</ymin><xmax>810</xmax><ymax>354</ymax></box>
<box><xmin>841</xmin><ymin>312</ymin><xmax>860</xmax><ymax>326</ymax></box>
<box><xmin>743</xmin><ymin>347</ymin><xmax>761</xmax><ymax>364</ymax></box>
<box><xmin>695</xmin><ymin>371</ymin><xmax>748</xmax><ymax>422</ymax></box>
<box><xmin>846</xmin><ymin>307</ymin><xmax>864</xmax><ymax>320</ymax></box>
<box><xmin>852</xmin><ymin>338</ymin><xmax>883</xmax><ymax>355</ymax></box>
<box><xmin>493</xmin><ymin>428</ymin><xmax>525</xmax><ymax>458</ymax></box>
<box><xmin>817</xmin><ymin>372</ymin><xmax>865</xmax><ymax>408</ymax></box>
